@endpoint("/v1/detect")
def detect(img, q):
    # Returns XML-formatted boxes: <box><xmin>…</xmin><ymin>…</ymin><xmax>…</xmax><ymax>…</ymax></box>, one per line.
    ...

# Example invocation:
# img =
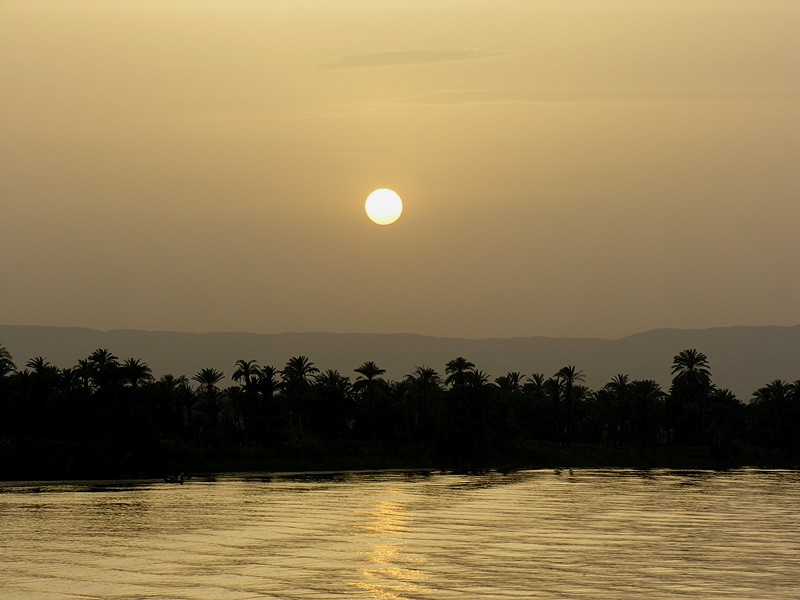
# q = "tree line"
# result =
<box><xmin>0</xmin><ymin>345</ymin><xmax>797</xmax><ymax>479</ymax></box>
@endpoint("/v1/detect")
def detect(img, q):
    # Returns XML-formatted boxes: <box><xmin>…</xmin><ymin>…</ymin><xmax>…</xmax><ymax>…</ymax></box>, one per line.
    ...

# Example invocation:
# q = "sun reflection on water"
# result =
<box><xmin>350</xmin><ymin>493</ymin><xmax>428</xmax><ymax>599</ymax></box>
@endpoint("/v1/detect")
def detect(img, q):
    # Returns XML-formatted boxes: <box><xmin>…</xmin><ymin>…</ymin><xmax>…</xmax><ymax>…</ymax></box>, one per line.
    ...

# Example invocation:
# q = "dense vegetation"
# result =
<box><xmin>0</xmin><ymin>345</ymin><xmax>797</xmax><ymax>479</ymax></box>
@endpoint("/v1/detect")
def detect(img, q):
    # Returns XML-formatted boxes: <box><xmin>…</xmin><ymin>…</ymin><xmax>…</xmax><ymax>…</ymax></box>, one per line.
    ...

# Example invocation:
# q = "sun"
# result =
<box><xmin>365</xmin><ymin>189</ymin><xmax>403</xmax><ymax>225</ymax></box>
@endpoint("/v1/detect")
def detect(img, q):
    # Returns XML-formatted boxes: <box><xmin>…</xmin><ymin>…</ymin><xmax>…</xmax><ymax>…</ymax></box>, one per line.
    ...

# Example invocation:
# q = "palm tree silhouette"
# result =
<box><xmin>405</xmin><ymin>366</ymin><xmax>442</xmax><ymax>393</ymax></box>
<box><xmin>0</xmin><ymin>346</ymin><xmax>16</xmax><ymax>405</ymax></box>
<box><xmin>58</xmin><ymin>366</ymin><xmax>81</xmax><ymax>395</ymax></box>
<box><xmin>315</xmin><ymin>369</ymin><xmax>351</xmax><ymax>391</ymax></box>
<box><xmin>495</xmin><ymin>372</ymin><xmax>525</xmax><ymax>393</ymax></box>
<box><xmin>317</xmin><ymin>368</ymin><xmax>349</xmax><ymax>398</ymax></box>
<box><xmin>121</xmin><ymin>358</ymin><xmax>153</xmax><ymax>389</ymax></box>
<box><xmin>88</xmin><ymin>348</ymin><xmax>119</xmax><ymax>368</ymax></box>
<box><xmin>75</xmin><ymin>359</ymin><xmax>93</xmax><ymax>390</ymax></box>
<box><xmin>600</xmin><ymin>374</ymin><xmax>629</xmax><ymax>446</ymax></box>
<box><xmin>232</xmin><ymin>359</ymin><xmax>259</xmax><ymax>392</ymax></box>
<box><xmin>192</xmin><ymin>368</ymin><xmax>225</xmax><ymax>442</ymax></box>
<box><xmin>524</xmin><ymin>373</ymin><xmax>547</xmax><ymax>396</ymax></box>
<box><xmin>25</xmin><ymin>357</ymin><xmax>59</xmax><ymax>397</ymax></box>
<box><xmin>353</xmin><ymin>361</ymin><xmax>387</xmax><ymax>435</ymax></box>
<box><xmin>281</xmin><ymin>356</ymin><xmax>319</xmax><ymax>394</ymax></box>
<box><xmin>671</xmin><ymin>349</ymin><xmax>711</xmax><ymax>387</ymax></box>
<box><xmin>464</xmin><ymin>369</ymin><xmax>492</xmax><ymax>390</ymax></box>
<box><xmin>629</xmin><ymin>379</ymin><xmax>666</xmax><ymax>444</ymax></box>
<box><xmin>405</xmin><ymin>366</ymin><xmax>442</xmax><ymax>437</ymax></box>
<box><xmin>88</xmin><ymin>348</ymin><xmax>120</xmax><ymax>389</ymax></box>
<box><xmin>555</xmin><ymin>365</ymin><xmax>584</xmax><ymax>444</ymax></box>
<box><xmin>192</xmin><ymin>367</ymin><xmax>224</xmax><ymax>395</ymax></box>
<box><xmin>255</xmin><ymin>365</ymin><xmax>281</xmax><ymax>397</ymax></box>
<box><xmin>706</xmin><ymin>388</ymin><xmax>743</xmax><ymax>456</ymax></box>
<box><xmin>175</xmin><ymin>377</ymin><xmax>197</xmax><ymax>440</ymax></box>
<box><xmin>445</xmin><ymin>357</ymin><xmax>475</xmax><ymax>389</ymax></box>
<box><xmin>26</xmin><ymin>356</ymin><xmax>53</xmax><ymax>375</ymax></box>
<box><xmin>669</xmin><ymin>349</ymin><xmax>713</xmax><ymax>444</ymax></box>
<box><xmin>280</xmin><ymin>356</ymin><xmax>319</xmax><ymax>430</ymax></box>
<box><xmin>752</xmin><ymin>379</ymin><xmax>796</xmax><ymax>453</ymax></box>
<box><xmin>0</xmin><ymin>346</ymin><xmax>15</xmax><ymax>377</ymax></box>
<box><xmin>752</xmin><ymin>379</ymin><xmax>792</xmax><ymax>405</ymax></box>
<box><xmin>311</xmin><ymin>370</ymin><xmax>353</xmax><ymax>438</ymax></box>
<box><xmin>232</xmin><ymin>359</ymin><xmax>262</xmax><ymax>438</ymax></box>
<box><xmin>353</xmin><ymin>360</ymin><xmax>387</xmax><ymax>402</ymax></box>
<box><xmin>353</xmin><ymin>361</ymin><xmax>386</xmax><ymax>391</ymax></box>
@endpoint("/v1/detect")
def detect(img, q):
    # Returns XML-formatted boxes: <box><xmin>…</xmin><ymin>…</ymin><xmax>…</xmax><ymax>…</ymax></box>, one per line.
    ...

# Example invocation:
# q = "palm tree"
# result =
<box><xmin>671</xmin><ymin>349</ymin><xmax>712</xmax><ymax>388</ymax></box>
<box><xmin>158</xmin><ymin>373</ymin><xmax>188</xmax><ymax>390</ymax></box>
<box><xmin>280</xmin><ymin>356</ymin><xmax>319</xmax><ymax>431</ymax></box>
<box><xmin>231</xmin><ymin>359</ymin><xmax>260</xmax><ymax>436</ymax></box>
<box><xmin>88</xmin><ymin>348</ymin><xmax>119</xmax><ymax>368</ymax></box>
<box><xmin>404</xmin><ymin>366</ymin><xmax>442</xmax><ymax>394</ymax></box>
<box><xmin>353</xmin><ymin>361</ymin><xmax>387</xmax><ymax>435</ymax></box>
<box><xmin>555</xmin><ymin>365</ymin><xmax>584</xmax><ymax>443</ymax></box>
<box><xmin>495</xmin><ymin>371</ymin><xmax>525</xmax><ymax>393</ymax></box>
<box><xmin>491</xmin><ymin>371</ymin><xmax>526</xmax><ymax>449</ymax></box>
<box><xmin>353</xmin><ymin>361</ymin><xmax>386</xmax><ymax>392</ymax></box>
<box><xmin>445</xmin><ymin>357</ymin><xmax>475</xmax><ymax>389</ymax></box>
<box><xmin>669</xmin><ymin>349</ymin><xmax>713</xmax><ymax>444</ymax></box>
<box><xmin>752</xmin><ymin>379</ymin><xmax>792</xmax><ymax>405</ymax></box>
<box><xmin>255</xmin><ymin>365</ymin><xmax>281</xmax><ymax>398</ymax></box>
<box><xmin>121</xmin><ymin>358</ymin><xmax>153</xmax><ymax>389</ymax></box>
<box><xmin>0</xmin><ymin>346</ymin><xmax>15</xmax><ymax>407</ymax></box>
<box><xmin>606</xmin><ymin>373</ymin><xmax>629</xmax><ymax>394</ymax></box>
<box><xmin>519</xmin><ymin>372</ymin><xmax>549</xmax><ymax>438</ymax></box>
<box><xmin>0</xmin><ymin>346</ymin><xmax>17</xmax><ymax>379</ymax></box>
<box><xmin>281</xmin><ymin>356</ymin><xmax>319</xmax><ymax>395</ymax></box>
<box><xmin>601</xmin><ymin>374</ymin><xmax>629</xmax><ymax>446</ymax></box>
<box><xmin>315</xmin><ymin>369</ymin><xmax>351</xmax><ymax>392</ymax></box>
<box><xmin>464</xmin><ymin>369</ymin><xmax>492</xmax><ymax>390</ymax></box>
<box><xmin>524</xmin><ymin>373</ymin><xmax>547</xmax><ymax>396</ymax></box>
<box><xmin>25</xmin><ymin>356</ymin><xmax>59</xmax><ymax>392</ymax></box>
<box><xmin>155</xmin><ymin>373</ymin><xmax>189</xmax><ymax>435</ymax></box>
<box><xmin>629</xmin><ymin>379</ymin><xmax>666</xmax><ymax>444</ymax></box>
<box><xmin>57</xmin><ymin>367</ymin><xmax>77</xmax><ymax>392</ymax></box>
<box><xmin>87</xmin><ymin>348</ymin><xmax>120</xmax><ymax>389</ymax></box>
<box><xmin>542</xmin><ymin>376</ymin><xmax>563</xmax><ymax>441</ymax></box>
<box><xmin>459</xmin><ymin>368</ymin><xmax>496</xmax><ymax>456</ymax></box>
<box><xmin>232</xmin><ymin>359</ymin><xmax>259</xmax><ymax>392</ymax></box>
<box><xmin>556</xmin><ymin>365</ymin><xmax>585</xmax><ymax>388</ymax></box>
<box><xmin>353</xmin><ymin>360</ymin><xmax>387</xmax><ymax>402</ymax></box>
<box><xmin>706</xmin><ymin>388</ymin><xmax>743</xmax><ymax>456</ymax></box>
<box><xmin>404</xmin><ymin>366</ymin><xmax>442</xmax><ymax>437</ymax></box>
<box><xmin>312</xmin><ymin>369</ymin><xmax>354</xmax><ymax>437</ymax></box>
<box><xmin>192</xmin><ymin>368</ymin><xmax>224</xmax><ymax>396</ymax></box>
<box><xmin>75</xmin><ymin>359</ymin><xmax>94</xmax><ymax>390</ymax></box>
<box><xmin>752</xmin><ymin>379</ymin><xmax>796</xmax><ymax>453</ymax></box>
<box><xmin>192</xmin><ymin>368</ymin><xmax>225</xmax><ymax>442</ymax></box>
<box><xmin>26</xmin><ymin>356</ymin><xmax>53</xmax><ymax>375</ymax></box>
<box><xmin>177</xmin><ymin>378</ymin><xmax>198</xmax><ymax>440</ymax></box>
<box><xmin>252</xmin><ymin>364</ymin><xmax>282</xmax><ymax>438</ymax></box>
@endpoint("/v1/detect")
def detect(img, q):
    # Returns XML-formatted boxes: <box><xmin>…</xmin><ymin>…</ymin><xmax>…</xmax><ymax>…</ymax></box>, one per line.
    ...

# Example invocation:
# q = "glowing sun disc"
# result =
<box><xmin>365</xmin><ymin>188</ymin><xmax>403</xmax><ymax>225</ymax></box>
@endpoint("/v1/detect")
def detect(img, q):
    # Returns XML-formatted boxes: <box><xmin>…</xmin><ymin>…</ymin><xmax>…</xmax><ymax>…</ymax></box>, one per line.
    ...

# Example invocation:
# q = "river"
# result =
<box><xmin>1</xmin><ymin>469</ymin><xmax>798</xmax><ymax>599</ymax></box>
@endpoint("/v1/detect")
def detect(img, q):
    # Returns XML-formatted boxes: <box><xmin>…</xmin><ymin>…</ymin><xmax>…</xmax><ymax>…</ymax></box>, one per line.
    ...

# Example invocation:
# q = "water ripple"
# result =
<box><xmin>1</xmin><ymin>470</ymin><xmax>798</xmax><ymax>599</ymax></box>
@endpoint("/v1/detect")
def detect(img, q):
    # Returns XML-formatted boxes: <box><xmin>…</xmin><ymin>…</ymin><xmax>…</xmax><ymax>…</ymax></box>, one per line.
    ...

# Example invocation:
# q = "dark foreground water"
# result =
<box><xmin>1</xmin><ymin>469</ymin><xmax>798</xmax><ymax>599</ymax></box>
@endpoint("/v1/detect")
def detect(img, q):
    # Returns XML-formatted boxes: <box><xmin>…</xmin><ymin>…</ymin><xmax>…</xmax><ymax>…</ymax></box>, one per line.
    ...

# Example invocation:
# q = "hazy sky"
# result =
<box><xmin>1</xmin><ymin>0</ymin><xmax>798</xmax><ymax>339</ymax></box>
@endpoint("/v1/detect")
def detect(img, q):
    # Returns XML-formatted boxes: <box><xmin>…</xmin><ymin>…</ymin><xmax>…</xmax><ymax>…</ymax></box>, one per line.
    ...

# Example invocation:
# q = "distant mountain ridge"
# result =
<box><xmin>1</xmin><ymin>324</ymin><xmax>798</xmax><ymax>399</ymax></box>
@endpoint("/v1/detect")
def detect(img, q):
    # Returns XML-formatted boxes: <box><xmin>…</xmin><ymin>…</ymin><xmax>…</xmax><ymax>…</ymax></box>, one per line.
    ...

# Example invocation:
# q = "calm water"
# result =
<box><xmin>1</xmin><ymin>469</ymin><xmax>799</xmax><ymax>599</ymax></box>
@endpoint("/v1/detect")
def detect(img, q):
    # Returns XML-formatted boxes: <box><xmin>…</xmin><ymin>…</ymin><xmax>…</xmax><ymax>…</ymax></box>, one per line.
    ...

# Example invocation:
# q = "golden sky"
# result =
<box><xmin>1</xmin><ymin>0</ymin><xmax>798</xmax><ymax>338</ymax></box>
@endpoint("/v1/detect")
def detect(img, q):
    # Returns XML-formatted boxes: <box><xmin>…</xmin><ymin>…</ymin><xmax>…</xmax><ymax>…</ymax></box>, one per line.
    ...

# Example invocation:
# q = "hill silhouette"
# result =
<box><xmin>1</xmin><ymin>324</ymin><xmax>797</xmax><ymax>399</ymax></box>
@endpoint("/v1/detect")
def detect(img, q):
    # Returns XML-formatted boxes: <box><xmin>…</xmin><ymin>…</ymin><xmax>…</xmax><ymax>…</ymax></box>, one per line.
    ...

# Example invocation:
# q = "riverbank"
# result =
<box><xmin>167</xmin><ymin>440</ymin><xmax>796</xmax><ymax>474</ymax></box>
<box><xmin>2</xmin><ymin>436</ymin><xmax>796</xmax><ymax>481</ymax></box>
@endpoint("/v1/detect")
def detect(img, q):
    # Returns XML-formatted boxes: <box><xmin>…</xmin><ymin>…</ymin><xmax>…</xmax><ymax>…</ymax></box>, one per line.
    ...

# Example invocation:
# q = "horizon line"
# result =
<box><xmin>2</xmin><ymin>322</ymin><xmax>798</xmax><ymax>343</ymax></box>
